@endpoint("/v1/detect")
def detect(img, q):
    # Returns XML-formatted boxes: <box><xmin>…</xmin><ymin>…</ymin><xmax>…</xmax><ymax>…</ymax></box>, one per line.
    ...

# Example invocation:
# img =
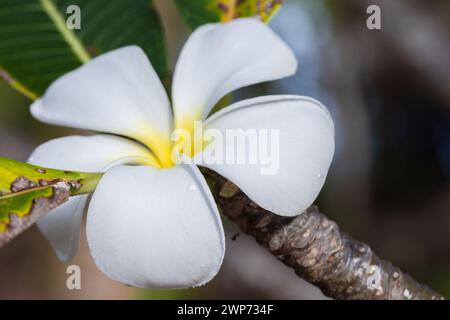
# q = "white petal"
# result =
<box><xmin>37</xmin><ymin>195</ymin><xmax>88</xmax><ymax>262</ymax></box>
<box><xmin>29</xmin><ymin>134</ymin><xmax>159</xmax><ymax>171</ymax></box>
<box><xmin>28</xmin><ymin>134</ymin><xmax>157</xmax><ymax>261</ymax></box>
<box><xmin>86</xmin><ymin>165</ymin><xmax>225</xmax><ymax>289</ymax></box>
<box><xmin>196</xmin><ymin>95</ymin><xmax>334</xmax><ymax>217</ymax></box>
<box><xmin>172</xmin><ymin>18</ymin><xmax>297</xmax><ymax>124</ymax></box>
<box><xmin>31</xmin><ymin>46</ymin><xmax>173</xmax><ymax>163</ymax></box>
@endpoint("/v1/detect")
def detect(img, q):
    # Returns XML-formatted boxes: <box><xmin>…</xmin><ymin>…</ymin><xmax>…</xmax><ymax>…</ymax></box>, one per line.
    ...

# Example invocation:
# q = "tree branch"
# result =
<box><xmin>203</xmin><ymin>169</ymin><xmax>444</xmax><ymax>300</ymax></box>
<box><xmin>0</xmin><ymin>166</ymin><xmax>444</xmax><ymax>299</ymax></box>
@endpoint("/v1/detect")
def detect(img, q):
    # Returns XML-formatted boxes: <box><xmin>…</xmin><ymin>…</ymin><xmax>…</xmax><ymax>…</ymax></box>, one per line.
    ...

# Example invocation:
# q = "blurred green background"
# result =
<box><xmin>0</xmin><ymin>0</ymin><xmax>449</xmax><ymax>299</ymax></box>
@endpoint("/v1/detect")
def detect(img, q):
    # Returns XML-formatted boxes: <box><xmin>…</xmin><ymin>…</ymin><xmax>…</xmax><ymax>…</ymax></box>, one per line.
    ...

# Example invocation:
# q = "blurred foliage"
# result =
<box><xmin>0</xmin><ymin>0</ymin><xmax>167</xmax><ymax>98</ymax></box>
<box><xmin>427</xmin><ymin>266</ymin><xmax>450</xmax><ymax>298</ymax></box>
<box><xmin>174</xmin><ymin>0</ymin><xmax>220</xmax><ymax>29</ymax></box>
<box><xmin>174</xmin><ymin>0</ymin><xmax>282</xmax><ymax>29</ymax></box>
<box><xmin>0</xmin><ymin>81</ymin><xmax>66</xmax><ymax>143</ymax></box>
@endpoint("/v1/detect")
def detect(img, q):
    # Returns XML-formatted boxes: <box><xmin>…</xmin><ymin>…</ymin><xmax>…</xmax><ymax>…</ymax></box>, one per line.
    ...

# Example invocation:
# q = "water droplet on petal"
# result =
<box><xmin>188</xmin><ymin>183</ymin><xmax>198</xmax><ymax>192</ymax></box>
<box><xmin>317</xmin><ymin>173</ymin><xmax>324</xmax><ymax>179</ymax></box>
<box><xmin>199</xmin><ymin>264</ymin><xmax>206</xmax><ymax>268</ymax></box>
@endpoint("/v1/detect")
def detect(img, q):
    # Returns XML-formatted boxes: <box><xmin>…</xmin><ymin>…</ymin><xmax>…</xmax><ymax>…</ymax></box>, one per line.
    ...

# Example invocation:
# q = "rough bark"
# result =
<box><xmin>203</xmin><ymin>169</ymin><xmax>444</xmax><ymax>300</ymax></box>
<box><xmin>0</xmin><ymin>169</ymin><xmax>444</xmax><ymax>299</ymax></box>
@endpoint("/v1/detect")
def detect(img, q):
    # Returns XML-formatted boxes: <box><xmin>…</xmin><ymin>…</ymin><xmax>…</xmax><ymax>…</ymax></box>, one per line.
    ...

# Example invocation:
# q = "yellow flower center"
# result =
<box><xmin>141</xmin><ymin>113</ymin><xmax>209</xmax><ymax>168</ymax></box>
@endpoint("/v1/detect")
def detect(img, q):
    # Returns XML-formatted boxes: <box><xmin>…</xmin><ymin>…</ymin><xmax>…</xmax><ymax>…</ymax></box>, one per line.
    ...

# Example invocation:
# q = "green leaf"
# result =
<box><xmin>0</xmin><ymin>157</ymin><xmax>102</xmax><ymax>246</ymax></box>
<box><xmin>0</xmin><ymin>186</ymin><xmax>53</xmax><ymax>232</ymax></box>
<box><xmin>0</xmin><ymin>157</ymin><xmax>102</xmax><ymax>196</ymax></box>
<box><xmin>0</xmin><ymin>0</ymin><xmax>167</xmax><ymax>99</ymax></box>
<box><xmin>174</xmin><ymin>0</ymin><xmax>282</xmax><ymax>29</ymax></box>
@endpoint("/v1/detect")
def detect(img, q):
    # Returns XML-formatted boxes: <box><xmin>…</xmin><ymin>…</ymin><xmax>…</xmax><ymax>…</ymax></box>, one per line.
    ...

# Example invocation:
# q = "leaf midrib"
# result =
<box><xmin>40</xmin><ymin>0</ymin><xmax>91</xmax><ymax>64</ymax></box>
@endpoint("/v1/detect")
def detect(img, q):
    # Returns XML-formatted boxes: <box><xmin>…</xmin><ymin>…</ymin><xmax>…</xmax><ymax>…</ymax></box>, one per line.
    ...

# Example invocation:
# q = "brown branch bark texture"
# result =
<box><xmin>0</xmin><ymin>169</ymin><xmax>444</xmax><ymax>299</ymax></box>
<box><xmin>203</xmin><ymin>169</ymin><xmax>444</xmax><ymax>300</ymax></box>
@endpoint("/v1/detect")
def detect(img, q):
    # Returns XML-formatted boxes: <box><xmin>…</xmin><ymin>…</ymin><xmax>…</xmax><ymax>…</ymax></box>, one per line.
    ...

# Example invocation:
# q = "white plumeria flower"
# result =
<box><xmin>28</xmin><ymin>18</ymin><xmax>334</xmax><ymax>289</ymax></box>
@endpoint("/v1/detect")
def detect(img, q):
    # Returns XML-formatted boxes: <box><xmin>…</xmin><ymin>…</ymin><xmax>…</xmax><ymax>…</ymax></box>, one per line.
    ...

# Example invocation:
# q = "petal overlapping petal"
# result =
<box><xmin>28</xmin><ymin>134</ymin><xmax>158</xmax><ymax>261</ymax></box>
<box><xmin>172</xmin><ymin>18</ymin><xmax>297</xmax><ymax>126</ymax></box>
<box><xmin>86</xmin><ymin>164</ymin><xmax>225</xmax><ymax>289</ymax></box>
<box><xmin>31</xmin><ymin>46</ymin><xmax>173</xmax><ymax>166</ymax></box>
<box><xmin>195</xmin><ymin>95</ymin><xmax>334</xmax><ymax>216</ymax></box>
